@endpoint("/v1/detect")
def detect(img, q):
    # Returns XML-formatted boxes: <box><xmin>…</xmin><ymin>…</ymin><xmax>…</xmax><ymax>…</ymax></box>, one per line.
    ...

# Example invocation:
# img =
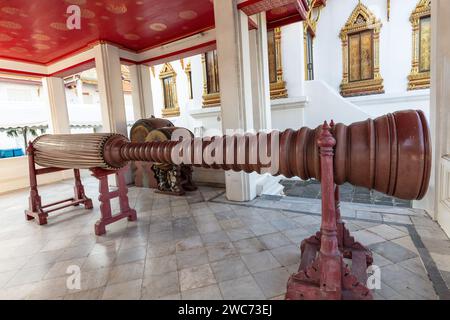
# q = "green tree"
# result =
<box><xmin>6</xmin><ymin>126</ymin><xmax>46</xmax><ymax>152</ymax></box>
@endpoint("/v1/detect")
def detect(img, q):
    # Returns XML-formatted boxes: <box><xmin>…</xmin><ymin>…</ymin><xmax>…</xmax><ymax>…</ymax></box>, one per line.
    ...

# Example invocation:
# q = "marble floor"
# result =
<box><xmin>281</xmin><ymin>179</ymin><xmax>412</xmax><ymax>207</ymax></box>
<box><xmin>0</xmin><ymin>177</ymin><xmax>449</xmax><ymax>300</ymax></box>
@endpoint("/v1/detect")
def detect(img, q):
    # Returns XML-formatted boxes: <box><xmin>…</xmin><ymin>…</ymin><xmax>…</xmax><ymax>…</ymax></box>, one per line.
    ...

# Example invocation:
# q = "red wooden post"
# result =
<box><xmin>73</xmin><ymin>169</ymin><xmax>93</xmax><ymax>209</ymax></box>
<box><xmin>91</xmin><ymin>166</ymin><xmax>137</xmax><ymax>236</ymax></box>
<box><xmin>25</xmin><ymin>143</ymin><xmax>47</xmax><ymax>224</ymax></box>
<box><xmin>317</xmin><ymin>122</ymin><xmax>342</xmax><ymax>298</ymax></box>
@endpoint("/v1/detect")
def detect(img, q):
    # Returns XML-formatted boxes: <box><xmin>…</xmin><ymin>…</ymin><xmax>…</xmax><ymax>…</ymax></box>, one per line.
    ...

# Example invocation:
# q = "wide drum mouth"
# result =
<box><xmin>333</xmin><ymin>109</ymin><xmax>431</xmax><ymax>201</ymax></box>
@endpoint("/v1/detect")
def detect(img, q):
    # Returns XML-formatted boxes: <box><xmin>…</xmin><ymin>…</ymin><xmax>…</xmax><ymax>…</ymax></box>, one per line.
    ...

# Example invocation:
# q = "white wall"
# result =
<box><xmin>280</xmin><ymin>23</ymin><xmax>305</xmax><ymax>97</ymax></box>
<box><xmin>313</xmin><ymin>0</ymin><xmax>429</xmax><ymax>117</ymax></box>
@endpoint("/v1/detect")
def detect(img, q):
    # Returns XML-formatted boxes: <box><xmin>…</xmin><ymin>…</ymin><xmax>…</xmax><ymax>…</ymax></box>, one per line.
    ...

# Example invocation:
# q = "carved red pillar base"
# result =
<box><xmin>285</xmin><ymin>260</ymin><xmax>373</xmax><ymax>300</ymax></box>
<box><xmin>299</xmin><ymin>186</ymin><xmax>373</xmax><ymax>270</ymax></box>
<box><xmin>90</xmin><ymin>166</ymin><xmax>137</xmax><ymax>236</ymax></box>
<box><xmin>285</xmin><ymin>122</ymin><xmax>373</xmax><ymax>300</ymax></box>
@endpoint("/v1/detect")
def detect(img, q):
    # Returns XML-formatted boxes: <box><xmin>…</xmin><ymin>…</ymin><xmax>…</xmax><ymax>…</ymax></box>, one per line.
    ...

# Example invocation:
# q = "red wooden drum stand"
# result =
<box><xmin>90</xmin><ymin>167</ymin><xmax>137</xmax><ymax>236</ymax></box>
<box><xmin>25</xmin><ymin>143</ymin><xmax>136</xmax><ymax>236</ymax></box>
<box><xmin>25</xmin><ymin>143</ymin><xmax>93</xmax><ymax>225</ymax></box>
<box><xmin>285</xmin><ymin>123</ymin><xmax>372</xmax><ymax>300</ymax></box>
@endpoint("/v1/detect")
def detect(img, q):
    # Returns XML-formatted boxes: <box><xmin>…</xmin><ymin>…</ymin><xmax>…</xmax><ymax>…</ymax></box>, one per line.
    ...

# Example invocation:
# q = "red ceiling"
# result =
<box><xmin>0</xmin><ymin>0</ymin><xmax>307</xmax><ymax>66</ymax></box>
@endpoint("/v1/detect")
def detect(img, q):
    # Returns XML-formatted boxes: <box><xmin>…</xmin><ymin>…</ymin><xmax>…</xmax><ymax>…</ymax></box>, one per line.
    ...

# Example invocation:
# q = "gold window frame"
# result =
<box><xmin>339</xmin><ymin>2</ymin><xmax>384</xmax><ymax>97</ymax></box>
<box><xmin>202</xmin><ymin>51</ymin><xmax>221</xmax><ymax>108</ymax></box>
<box><xmin>159</xmin><ymin>63</ymin><xmax>180</xmax><ymax>117</ymax></box>
<box><xmin>303</xmin><ymin>0</ymin><xmax>324</xmax><ymax>81</ymax></box>
<box><xmin>408</xmin><ymin>0</ymin><xmax>431</xmax><ymax>90</ymax></box>
<box><xmin>268</xmin><ymin>27</ymin><xmax>288</xmax><ymax>99</ymax></box>
<box><xmin>185</xmin><ymin>61</ymin><xmax>193</xmax><ymax>100</ymax></box>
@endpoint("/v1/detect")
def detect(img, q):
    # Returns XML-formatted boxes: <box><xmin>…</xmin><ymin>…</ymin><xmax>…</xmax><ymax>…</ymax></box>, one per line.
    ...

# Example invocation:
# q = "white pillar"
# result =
<box><xmin>94</xmin><ymin>43</ymin><xmax>127</xmax><ymax>136</ymax></box>
<box><xmin>214</xmin><ymin>0</ymin><xmax>258</xmax><ymax>201</ymax></box>
<box><xmin>249</xmin><ymin>12</ymin><xmax>272</xmax><ymax>131</ymax></box>
<box><xmin>129</xmin><ymin>64</ymin><xmax>155</xmax><ymax>119</ymax></box>
<box><xmin>42</xmin><ymin>77</ymin><xmax>70</xmax><ymax>134</ymax></box>
<box><xmin>425</xmin><ymin>0</ymin><xmax>450</xmax><ymax>236</ymax></box>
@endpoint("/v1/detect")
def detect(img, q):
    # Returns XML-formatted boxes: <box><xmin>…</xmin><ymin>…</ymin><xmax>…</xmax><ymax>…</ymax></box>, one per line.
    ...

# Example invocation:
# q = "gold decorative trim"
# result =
<box><xmin>159</xmin><ymin>63</ymin><xmax>180</xmax><ymax>117</ymax></box>
<box><xmin>387</xmin><ymin>0</ymin><xmax>391</xmax><ymax>21</ymax></box>
<box><xmin>408</xmin><ymin>0</ymin><xmax>431</xmax><ymax>90</ymax></box>
<box><xmin>201</xmin><ymin>52</ymin><xmax>221</xmax><ymax>107</ymax></box>
<box><xmin>185</xmin><ymin>61</ymin><xmax>193</xmax><ymax>100</ymax></box>
<box><xmin>339</xmin><ymin>2</ymin><xmax>384</xmax><ymax>97</ymax></box>
<box><xmin>270</xmin><ymin>27</ymin><xmax>287</xmax><ymax>99</ymax></box>
<box><xmin>303</xmin><ymin>0</ymin><xmax>324</xmax><ymax>80</ymax></box>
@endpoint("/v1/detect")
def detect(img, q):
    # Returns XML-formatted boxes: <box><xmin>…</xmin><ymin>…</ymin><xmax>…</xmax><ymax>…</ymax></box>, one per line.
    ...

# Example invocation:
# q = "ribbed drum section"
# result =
<box><xmin>32</xmin><ymin>133</ymin><xmax>123</xmax><ymax>169</ymax></box>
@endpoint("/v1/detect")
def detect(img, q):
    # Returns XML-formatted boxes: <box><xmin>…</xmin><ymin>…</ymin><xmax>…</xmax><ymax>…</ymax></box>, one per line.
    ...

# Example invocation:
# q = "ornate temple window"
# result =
<box><xmin>185</xmin><ymin>61</ymin><xmax>193</xmax><ymax>100</ymax></box>
<box><xmin>159</xmin><ymin>63</ymin><xmax>180</xmax><ymax>117</ymax></box>
<box><xmin>267</xmin><ymin>27</ymin><xmax>287</xmax><ymax>99</ymax></box>
<box><xmin>202</xmin><ymin>50</ymin><xmax>221</xmax><ymax>107</ymax></box>
<box><xmin>339</xmin><ymin>2</ymin><xmax>384</xmax><ymax>97</ymax></box>
<box><xmin>303</xmin><ymin>0</ymin><xmax>324</xmax><ymax>80</ymax></box>
<box><xmin>408</xmin><ymin>0</ymin><xmax>431</xmax><ymax>90</ymax></box>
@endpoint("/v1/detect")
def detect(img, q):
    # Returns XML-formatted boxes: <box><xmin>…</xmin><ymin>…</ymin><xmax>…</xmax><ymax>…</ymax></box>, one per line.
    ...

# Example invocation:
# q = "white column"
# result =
<box><xmin>424</xmin><ymin>0</ymin><xmax>450</xmax><ymax>236</ymax></box>
<box><xmin>42</xmin><ymin>77</ymin><xmax>70</xmax><ymax>134</ymax></box>
<box><xmin>249</xmin><ymin>12</ymin><xmax>272</xmax><ymax>131</ymax></box>
<box><xmin>129</xmin><ymin>64</ymin><xmax>155</xmax><ymax>119</ymax></box>
<box><xmin>214</xmin><ymin>0</ymin><xmax>258</xmax><ymax>201</ymax></box>
<box><xmin>94</xmin><ymin>43</ymin><xmax>127</xmax><ymax>136</ymax></box>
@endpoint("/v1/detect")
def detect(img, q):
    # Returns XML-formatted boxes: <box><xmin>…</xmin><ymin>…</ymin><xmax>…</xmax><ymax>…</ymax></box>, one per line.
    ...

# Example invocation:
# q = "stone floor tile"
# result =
<box><xmin>108</xmin><ymin>261</ymin><xmax>145</xmax><ymax>285</ymax></box>
<box><xmin>206</xmin><ymin>242</ymin><xmax>238</xmax><ymax>262</ymax></box>
<box><xmin>64</xmin><ymin>287</ymin><xmax>105</xmax><ymax>300</ymax></box>
<box><xmin>258</xmin><ymin>232</ymin><xmax>292</xmax><ymax>250</ymax></box>
<box><xmin>219</xmin><ymin>218</ymin><xmax>245</xmax><ymax>230</ymax></box>
<box><xmin>282</xmin><ymin>227</ymin><xmax>311</xmax><ymax>244</ymax></box>
<box><xmin>82</xmin><ymin>252</ymin><xmax>116</xmax><ymax>271</ymax></box>
<box><xmin>175</xmin><ymin>236</ymin><xmax>203</xmax><ymax>252</ymax></box>
<box><xmin>241</xmin><ymin>251</ymin><xmax>281</xmax><ymax>273</ymax></box>
<box><xmin>114</xmin><ymin>246</ymin><xmax>147</xmax><ymax>266</ymax></box>
<box><xmin>0</xmin><ymin>271</ymin><xmax>16</xmax><ymax>289</ymax></box>
<box><xmin>0</xmin><ymin>283</ymin><xmax>36</xmax><ymax>300</ymax></box>
<box><xmin>233</xmin><ymin>238</ymin><xmax>266</xmax><ymax>255</ymax></box>
<box><xmin>176</xmin><ymin>247</ymin><xmax>209</xmax><ymax>269</ymax></box>
<box><xmin>218</xmin><ymin>275</ymin><xmax>265</xmax><ymax>300</ymax></box>
<box><xmin>102</xmin><ymin>279</ymin><xmax>142</xmax><ymax>300</ymax></box>
<box><xmin>391</xmin><ymin>236</ymin><xmax>420</xmax><ymax>255</ymax></box>
<box><xmin>27</xmin><ymin>276</ymin><xmax>68</xmax><ymax>299</ymax></box>
<box><xmin>179</xmin><ymin>264</ymin><xmax>216</xmax><ymax>291</ymax></box>
<box><xmin>210</xmin><ymin>257</ymin><xmax>250</xmax><ymax>282</ymax></box>
<box><xmin>226</xmin><ymin>228</ymin><xmax>255</xmax><ymax>242</ymax></box>
<box><xmin>145</xmin><ymin>255</ymin><xmax>177</xmax><ymax>276</ymax></box>
<box><xmin>248</xmin><ymin>223</ymin><xmax>278</xmax><ymax>236</ymax></box>
<box><xmin>141</xmin><ymin>271</ymin><xmax>179</xmax><ymax>299</ymax></box>
<box><xmin>369</xmin><ymin>241</ymin><xmax>417</xmax><ymax>264</ymax></box>
<box><xmin>147</xmin><ymin>241</ymin><xmax>176</xmax><ymax>258</ymax></box>
<box><xmin>269</xmin><ymin>218</ymin><xmax>298</xmax><ymax>231</ymax></box>
<box><xmin>77</xmin><ymin>268</ymin><xmax>111</xmax><ymax>292</ymax></box>
<box><xmin>366</xmin><ymin>224</ymin><xmax>407</xmax><ymax>240</ymax></box>
<box><xmin>270</xmin><ymin>245</ymin><xmax>301</xmax><ymax>267</ymax></box>
<box><xmin>397</xmin><ymin>257</ymin><xmax>429</xmax><ymax>281</ymax></box>
<box><xmin>44</xmin><ymin>258</ymin><xmax>86</xmax><ymax>280</ymax></box>
<box><xmin>155</xmin><ymin>293</ymin><xmax>181</xmax><ymax>300</ymax></box>
<box><xmin>4</xmin><ymin>263</ymin><xmax>53</xmax><ymax>288</ymax></box>
<box><xmin>352</xmin><ymin>230</ymin><xmax>386</xmax><ymax>246</ymax></box>
<box><xmin>201</xmin><ymin>231</ymin><xmax>230</xmax><ymax>246</ymax></box>
<box><xmin>181</xmin><ymin>284</ymin><xmax>223</xmax><ymax>300</ymax></box>
<box><xmin>253</xmin><ymin>267</ymin><xmax>290</xmax><ymax>298</ymax></box>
